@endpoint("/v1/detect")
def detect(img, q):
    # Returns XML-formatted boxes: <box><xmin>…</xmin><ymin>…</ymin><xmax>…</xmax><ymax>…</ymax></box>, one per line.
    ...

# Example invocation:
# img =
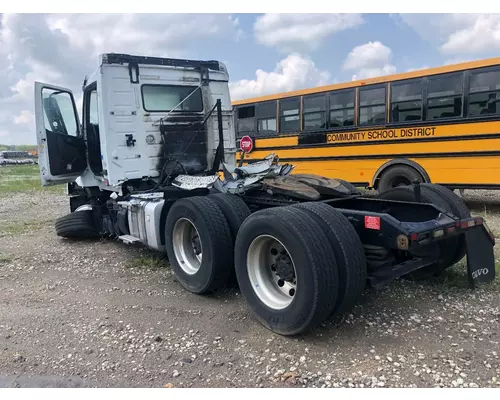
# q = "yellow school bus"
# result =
<box><xmin>232</xmin><ymin>57</ymin><xmax>500</xmax><ymax>192</ymax></box>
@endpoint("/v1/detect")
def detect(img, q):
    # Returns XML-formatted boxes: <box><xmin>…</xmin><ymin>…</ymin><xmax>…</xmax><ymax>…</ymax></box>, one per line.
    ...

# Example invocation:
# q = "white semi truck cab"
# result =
<box><xmin>35</xmin><ymin>53</ymin><xmax>235</xmax><ymax>192</ymax></box>
<box><xmin>35</xmin><ymin>53</ymin><xmax>496</xmax><ymax>337</ymax></box>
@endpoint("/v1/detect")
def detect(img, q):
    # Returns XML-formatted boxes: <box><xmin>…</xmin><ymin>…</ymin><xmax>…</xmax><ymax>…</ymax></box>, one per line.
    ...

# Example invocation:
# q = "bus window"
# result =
<box><xmin>303</xmin><ymin>94</ymin><xmax>327</xmax><ymax>131</ymax></box>
<box><xmin>359</xmin><ymin>86</ymin><xmax>386</xmax><ymax>126</ymax></box>
<box><xmin>426</xmin><ymin>73</ymin><xmax>464</xmax><ymax>120</ymax></box>
<box><xmin>329</xmin><ymin>90</ymin><xmax>355</xmax><ymax>128</ymax></box>
<box><xmin>390</xmin><ymin>79</ymin><xmax>423</xmax><ymax>122</ymax></box>
<box><xmin>236</xmin><ymin>105</ymin><xmax>255</xmax><ymax>137</ymax></box>
<box><xmin>256</xmin><ymin>101</ymin><xmax>277</xmax><ymax>135</ymax></box>
<box><xmin>468</xmin><ymin>69</ymin><xmax>500</xmax><ymax>117</ymax></box>
<box><xmin>279</xmin><ymin>97</ymin><xmax>300</xmax><ymax>133</ymax></box>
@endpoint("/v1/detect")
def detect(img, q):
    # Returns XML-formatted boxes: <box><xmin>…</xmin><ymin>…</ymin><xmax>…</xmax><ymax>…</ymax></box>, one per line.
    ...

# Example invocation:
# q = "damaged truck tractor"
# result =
<box><xmin>35</xmin><ymin>53</ymin><xmax>496</xmax><ymax>336</ymax></box>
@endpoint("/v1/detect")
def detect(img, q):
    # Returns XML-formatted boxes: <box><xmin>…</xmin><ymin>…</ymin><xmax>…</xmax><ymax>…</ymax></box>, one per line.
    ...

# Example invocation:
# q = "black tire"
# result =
<box><xmin>207</xmin><ymin>193</ymin><xmax>252</xmax><ymax>287</ymax></box>
<box><xmin>292</xmin><ymin>202</ymin><xmax>367</xmax><ymax>316</ymax></box>
<box><xmin>378</xmin><ymin>165</ymin><xmax>424</xmax><ymax>193</ymax></box>
<box><xmin>419</xmin><ymin>183</ymin><xmax>471</xmax><ymax>265</ymax></box>
<box><xmin>55</xmin><ymin>210</ymin><xmax>101</xmax><ymax>239</ymax></box>
<box><xmin>377</xmin><ymin>185</ymin><xmax>460</xmax><ymax>279</ymax></box>
<box><xmin>234</xmin><ymin>206</ymin><xmax>339</xmax><ymax>336</ymax></box>
<box><xmin>420</xmin><ymin>183</ymin><xmax>471</xmax><ymax>218</ymax></box>
<box><xmin>165</xmin><ymin>196</ymin><xmax>234</xmax><ymax>294</ymax></box>
<box><xmin>207</xmin><ymin>193</ymin><xmax>251</xmax><ymax>241</ymax></box>
<box><xmin>336</xmin><ymin>179</ymin><xmax>361</xmax><ymax>195</ymax></box>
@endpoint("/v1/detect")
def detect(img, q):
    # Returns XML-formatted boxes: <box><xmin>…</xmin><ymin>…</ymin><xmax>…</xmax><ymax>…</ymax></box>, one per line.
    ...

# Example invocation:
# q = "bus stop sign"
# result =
<box><xmin>240</xmin><ymin>136</ymin><xmax>253</xmax><ymax>153</ymax></box>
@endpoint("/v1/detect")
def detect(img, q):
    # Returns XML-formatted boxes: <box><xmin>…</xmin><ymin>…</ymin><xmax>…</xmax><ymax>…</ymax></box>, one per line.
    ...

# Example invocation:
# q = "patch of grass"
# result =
<box><xmin>434</xmin><ymin>261</ymin><xmax>469</xmax><ymax>289</ymax></box>
<box><xmin>0</xmin><ymin>253</ymin><xmax>12</xmax><ymax>264</ymax></box>
<box><xmin>0</xmin><ymin>218</ymin><xmax>54</xmax><ymax>237</ymax></box>
<box><xmin>433</xmin><ymin>260</ymin><xmax>500</xmax><ymax>290</ymax></box>
<box><xmin>127</xmin><ymin>254</ymin><xmax>170</xmax><ymax>270</ymax></box>
<box><xmin>0</xmin><ymin>165</ymin><xmax>65</xmax><ymax>195</ymax></box>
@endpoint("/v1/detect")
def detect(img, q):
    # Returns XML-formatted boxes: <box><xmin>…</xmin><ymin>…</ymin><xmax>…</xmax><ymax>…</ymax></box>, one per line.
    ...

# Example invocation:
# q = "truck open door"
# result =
<box><xmin>34</xmin><ymin>82</ymin><xmax>87</xmax><ymax>186</ymax></box>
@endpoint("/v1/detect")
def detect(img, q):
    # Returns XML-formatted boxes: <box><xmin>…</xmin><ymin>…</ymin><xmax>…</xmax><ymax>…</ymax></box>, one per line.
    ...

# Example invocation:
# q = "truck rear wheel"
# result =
<box><xmin>207</xmin><ymin>193</ymin><xmax>251</xmax><ymax>286</ymax></box>
<box><xmin>377</xmin><ymin>185</ymin><xmax>462</xmax><ymax>280</ymax></box>
<box><xmin>292</xmin><ymin>202</ymin><xmax>367</xmax><ymax>317</ymax></box>
<box><xmin>55</xmin><ymin>210</ymin><xmax>101</xmax><ymax>239</ymax></box>
<box><xmin>165</xmin><ymin>196</ymin><xmax>233</xmax><ymax>294</ymax></box>
<box><xmin>418</xmin><ymin>183</ymin><xmax>470</xmax><ymax>265</ymax></box>
<box><xmin>234</xmin><ymin>206</ymin><xmax>339</xmax><ymax>336</ymax></box>
<box><xmin>207</xmin><ymin>193</ymin><xmax>251</xmax><ymax>242</ymax></box>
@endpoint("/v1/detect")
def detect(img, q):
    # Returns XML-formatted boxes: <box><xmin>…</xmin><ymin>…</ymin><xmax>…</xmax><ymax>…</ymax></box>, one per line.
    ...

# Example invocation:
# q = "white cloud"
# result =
<box><xmin>254</xmin><ymin>13</ymin><xmax>364</xmax><ymax>52</ymax></box>
<box><xmin>443</xmin><ymin>58</ymin><xmax>473</xmax><ymax>66</ymax></box>
<box><xmin>0</xmin><ymin>13</ymin><xmax>242</xmax><ymax>145</ymax></box>
<box><xmin>399</xmin><ymin>13</ymin><xmax>500</xmax><ymax>56</ymax></box>
<box><xmin>343</xmin><ymin>41</ymin><xmax>392</xmax><ymax>70</ymax></box>
<box><xmin>45</xmin><ymin>14</ymin><xmax>242</xmax><ymax>58</ymax></box>
<box><xmin>407</xmin><ymin>66</ymin><xmax>430</xmax><ymax>72</ymax></box>
<box><xmin>229</xmin><ymin>53</ymin><xmax>332</xmax><ymax>101</ymax></box>
<box><xmin>351</xmin><ymin>65</ymin><xmax>397</xmax><ymax>81</ymax></box>
<box><xmin>342</xmin><ymin>41</ymin><xmax>396</xmax><ymax>81</ymax></box>
<box><xmin>13</xmin><ymin>110</ymin><xmax>34</xmax><ymax>125</ymax></box>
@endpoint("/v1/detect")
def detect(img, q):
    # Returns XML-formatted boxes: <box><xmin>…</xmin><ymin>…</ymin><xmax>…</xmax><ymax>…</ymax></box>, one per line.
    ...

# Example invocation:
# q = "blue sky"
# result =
<box><xmin>1</xmin><ymin>13</ymin><xmax>500</xmax><ymax>144</ymax></box>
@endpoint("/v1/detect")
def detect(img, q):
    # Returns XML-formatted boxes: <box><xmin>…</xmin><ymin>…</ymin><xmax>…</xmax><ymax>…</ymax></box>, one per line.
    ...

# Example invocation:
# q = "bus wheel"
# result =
<box><xmin>378</xmin><ymin>165</ymin><xmax>424</xmax><ymax>193</ymax></box>
<box><xmin>234</xmin><ymin>206</ymin><xmax>339</xmax><ymax>336</ymax></box>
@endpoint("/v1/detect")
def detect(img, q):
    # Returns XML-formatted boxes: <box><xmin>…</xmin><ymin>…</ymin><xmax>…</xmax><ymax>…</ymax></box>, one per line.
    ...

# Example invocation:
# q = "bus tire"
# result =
<box><xmin>292</xmin><ymin>202</ymin><xmax>367</xmax><ymax>316</ymax></box>
<box><xmin>377</xmin><ymin>186</ymin><xmax>461</xmax><ymax>280</ymax></box>
<box><xmin>55</xmin><ymin>210</ymin><xmax>101</xmax><ymax>239</ymax></box>
<box><xmin>378</xmin><ymin>165</ymin><xmax>424</xmax><ymax>193</ymax></box>
<box><xmin>165</xmin><ymin>196</ymin><xmax>234</xmax><ymax>294</ymax></box>
<box><xmin>234</xmin><ymin>206</ymin><xmax>339</xmax><ymax>336</ymax></box>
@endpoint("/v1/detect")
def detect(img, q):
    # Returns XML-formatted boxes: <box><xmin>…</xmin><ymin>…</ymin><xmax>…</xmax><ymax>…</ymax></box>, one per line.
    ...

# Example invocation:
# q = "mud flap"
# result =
<box><xmin>465</xmin><ymin>228</ymin><xmax>496</xmax><ymax>288</ymax></box>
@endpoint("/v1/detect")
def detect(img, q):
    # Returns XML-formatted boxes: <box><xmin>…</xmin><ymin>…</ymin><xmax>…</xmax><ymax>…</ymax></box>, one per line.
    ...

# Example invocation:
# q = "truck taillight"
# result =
<box><xmin>433</xmin><ymin>229</ymin><xmax>444</xmax><ymax>238</ymax></box>
<box><xmin>461</xmin><ymin>220</ymin><xmax>475</xmax><ymax>229</ymax></box>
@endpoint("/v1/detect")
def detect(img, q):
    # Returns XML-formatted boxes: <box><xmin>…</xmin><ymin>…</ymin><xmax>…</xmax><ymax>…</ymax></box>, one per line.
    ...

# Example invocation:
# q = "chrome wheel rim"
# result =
<box><xmin>247</xmin><ymin>234</ymin><xmax>297</xmax><ymax>310</ymax></box>
<box><xmin>172</xmin><ymin>218</ymin><xmax>203</xmax><ymax>275</ymax></box>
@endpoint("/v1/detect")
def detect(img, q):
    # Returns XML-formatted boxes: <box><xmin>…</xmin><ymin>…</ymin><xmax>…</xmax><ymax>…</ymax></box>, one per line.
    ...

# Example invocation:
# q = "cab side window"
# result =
<box><xmin>42</xmin><ymin>88</ymin><xmax>80</xmax><ymax>137</ymax></box>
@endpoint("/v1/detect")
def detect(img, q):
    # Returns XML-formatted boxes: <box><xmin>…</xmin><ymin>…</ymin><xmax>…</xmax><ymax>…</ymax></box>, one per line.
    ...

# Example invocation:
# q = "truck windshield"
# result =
<box><xmin>141</xmin><ymin>84</ymin><xmax>203</xmax><ymax>113</ymax></box>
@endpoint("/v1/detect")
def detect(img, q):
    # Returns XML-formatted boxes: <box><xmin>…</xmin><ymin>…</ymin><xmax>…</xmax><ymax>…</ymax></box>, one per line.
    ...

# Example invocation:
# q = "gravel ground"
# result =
<box><xmin>0</xmin><ymin>189</ymin><xmax>499</xmax><ymax>388</ymax></box>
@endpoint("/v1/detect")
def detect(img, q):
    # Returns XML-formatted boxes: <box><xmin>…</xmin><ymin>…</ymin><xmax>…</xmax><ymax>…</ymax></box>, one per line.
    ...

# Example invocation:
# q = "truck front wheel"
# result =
<box><xmin>54</xmin><ymin>209</ymin><xmax>101</xmax><ymax>239</ymax></box>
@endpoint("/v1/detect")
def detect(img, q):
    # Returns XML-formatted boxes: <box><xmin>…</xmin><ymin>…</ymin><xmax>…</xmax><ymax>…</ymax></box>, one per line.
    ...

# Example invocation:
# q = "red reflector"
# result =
<box><xmin>461</xmin><ymin>221</ymin><xmax>469</xmax><ymax>229</ymax></box>
<box><xmin>364</xmin><ymin>216</ymin><xmax>381</xmax><ymax>230</ymax></box>
<box><xmin>448</xmin><ymin>226</ymin><xmax>456</xmax><ymax>233</ymax></box>
<box><xmin>410</xmin><ymin>232</ymin><xmax>418</xmax><ymax>241</ymax></box>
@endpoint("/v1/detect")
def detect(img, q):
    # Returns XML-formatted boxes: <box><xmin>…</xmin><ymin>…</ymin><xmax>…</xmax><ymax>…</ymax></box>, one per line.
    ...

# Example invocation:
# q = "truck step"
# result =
<box><xmin>118</xmin><ymin>235</ymin><xmax>141</xmax><ymax>245</ymax></box>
